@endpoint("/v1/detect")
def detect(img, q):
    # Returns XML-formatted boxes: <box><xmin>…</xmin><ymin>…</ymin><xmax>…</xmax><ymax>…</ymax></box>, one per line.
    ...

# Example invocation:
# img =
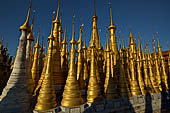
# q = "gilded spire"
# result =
<box><xmin>61</xmin><ymin>25</ymin><xmax>68</xmax><ymax>82</ymax></box>
<box><xmin>52</xmin><ymin>0</ymin><xmax>65</xmax><ymax>92</ymax></box>
<box><xmin>129</xmin><ymin>45</ymin><xmax>141</xmax><ymax>96</ymax></box>
<box><xmin>119</xmin><ymin>31</ymin><xmax>121</xmax><ymax>52</ymax></box>
<box><xmin>77</xmin><ymin>25</ymin><xmax>83</xmax><ymax>52</ymax></box>
<box><xmin>35</xmin><ymin>27</ymin><xmax>40</xmax><ymax>48</ymax></box>
<box><xmin>129</xmin><ymin>31</ymin><xmax>135</xmax><ymax>54</ymax></box>
<box><xmin>70</xmin><ymin>16</ymin><xmax>76</xmax><ymax>44</ymax></box>
<box><xmin>89</xmin><ymin>0</ymin><xmax>99</xmax><ymax>48</ymax></box>
<box><xmin>77</xmin><ymin>24</ymin><xmax>86</xmax><ymax>91</ymax></box>
<box><xmin>152</xmin><ymin>34</ymin><xmax>157</xmax><ymax>56</ymax></box>
<box><xmin>82</xmin><ymin>32</ymin><xmax>88</xmax><ymax>81</ymax></box>
<box><xmin>20</xmin><ymin>1</ymin><xmax>31</xmax><ymax>31</ymax></box>
<box><xmin>157</xmin><ymin>32</ymin><xmax>161</xmax><ymax>49</ymax></box>
<box><xmin>93</xmin><ymin>0</ymin><xmax>96</xmax><ymax>17</ymax></box>
<box><xmin>35</xmin><ymin>21</ymin><xmax>57</xmax><ymax>111</ymax></box>
<box><xmin>62</xmin><ymin>24</ymin><xmax>67</xmax><ymax>44</ymax></box>
<box><xmin>31</xmin><ymin>27</ymin><xmax>40</xmax><ymax>87</ymax></box>
<box><xmin>83</xmin><ymin>31</ymin><xmax>87</xmax><ymax>49</ymax></box>
<box><xmin>27</xmin><ymin>17</ymin><xmax>35</xmax><ymax>41</ymax></box>
<box><xmin>58</xmin><ymin>13</ymin><xmax>63</xmax><ymax>49</ymax></box>
<box><xmin>61</xmin><ymin>18</ymin><xmax>84</xmax><ymax>107</ymax></box>
<box><xmin>33</xmin><ymin>58</ymin><xmax>47</xmax><ymax>96</ymax></box>
<box><xmin>136</xmin><ymin>47</ymin><xmax>146</xmax><ymax>95</ymax></box>
<box><xmin>104</xmin><ymin>36</ymin><xmax>118</xmax><ymax>99</ymax></box>
<box><xmin>122</xmin><ymin>32</ymin><xmax>125</xmax><ymax>50</ymax></box>
<box><xmin>109</xmin><ymin>2</ymin><xmax>113</xmax><ymax>26</ymax></box>
<box><xmin>108</xmin><ymin>2</ymin><xmax>118</xmax><ymax>65</ymax></box>
<box><xmin>26</xmin><ymin>16</ymin><xmax>35</xmax><ymax>94</ymax></box>
<box><xmin>66</xmin><ymin>44</ymin><xmax>69</xmax><ymax>67</ymax></box>
<box><xmin>137</xmin><ymin>33</ymin><xmax>141</xmax><ymax>58</ymax></box>
<box><xmin>77</xmin><ymin>25</ymin><xmax>83</xmax><ymax>80</ymax></box>
<box><xmin>53</xmin><ymin>0</ymin><xmax>60</xmax><ymax>23</ymax></box>
<box><xmin>143</xmin><ymin>45</ymin><xmax>154</xmax><ymax>93</ymax></box>
<box><xmin>108</xmin><ymin>2</ymin><xmax>116</xmax><ymax>29</ymax></box>
<box><xmin>98</xmin><ymin>29</ymin><xmax>102</xmax><ymax>49</ymax></box>
<box><xmin>118</xmin><ymin>36</ymin><xmax>129</xmax><ymax>97</ymax></box>
<box><xmin>87</xmin><ymin>43</ymin><xmax>101</xmax><ymax>102</ymax></box>
<box><xmin>148</xmin><ymin>48</ymin><xmax>160</xmax><ymax>93</ymax></box>
<box><xmin>151</xmin><ymin>37</ymin><xmax>162</xmax><ymax>91</ymax></box>
<box><xmin>61</xmin><ymin>25</ymin><xmax>67</xmax><ymax>67</ymax></box>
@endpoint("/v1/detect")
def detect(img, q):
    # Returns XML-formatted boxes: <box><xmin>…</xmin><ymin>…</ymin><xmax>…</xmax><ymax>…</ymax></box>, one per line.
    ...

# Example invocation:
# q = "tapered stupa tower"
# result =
<box><xmin>152</xmin><ymin>36</ymin><xmax>162</xmax><ymax>91</ymax></box>
<box><xmin>118</xmin><ymin>42</ymin><xmax>128</xmax><ymax>97</ymax></box>
<box><xmin>87</xmin><ymin>40</ymin><xmax>101</xmax><ymax>103</ymax></box>
<box><xmin>58</xmin><ymin>17</ymin><xmax>63</xmax><ymax>49</ymax></box>
<box><xmin>39</xmin><ymin>37</ymin><xmax>46</xmax><ymax>76</ymax></box>
<box><xmin>142</xmin><ymin>46</ymin><xmax>154</xmax><ymax>93</ymax></box>
<box><xmin>0</xmin><ymin>4</ymin><xmax>32</xmax><ymax>112</ymax></box>
<box><xmin>157</xmin><ymin>33</ymin><xmax>169</xmax><ymax>90</ymax></box>
<box><xmin>77</xmin><ymin>25</ymin><xmax>86</xmax><ymax>91</ymax></box>
<box><xmin>52</xmin><ymin>0</ymin><xmax>65</xmax><ymax>92</ymax></box>
<box><xmin>136</xmin><ymin>47</ymin><xmax>146</xmax><ymax>95</ymax></box>
<box><xmin>61</xmin><ymin>25</ymin><xmax>68</xmax><ymax>81</ymax></box>
<box><xmin>77</xmin><ymin>25</ymin><xmax>83</xmax><ymax>80</ymax></box>
<box><xmin>148</xmin><ymin>48</ymin><xmax>160</xmax><ymax>93</ymax></box>
<box><xmin>34</xmin><ymin>21</ymin><xmax>57</xmax><ymax>111</ymax></box>
<box><xmin>89</xmin><ymin>1</ymin><xmax>99</xmax><ymax>48</ymax></box>
<box><xmin>104</xmin><ymin>37</ymin><xmax>118</xmax><ymax>99</ymax></box>
<box><xmin>61</xmin><ymin>17</ymin><xmax>84</xmax><ymax>107</ymax></box>
<box><xmin>82</xmin><ymin>32</ymin><xmax>89</xmax><ymax>82</ymax></box>
<box><xmin>108</xmin><ymin>3</ymin><xmax>119</xmax><ymax>65</ymax></box>
<box><xmin>129</xmin><ymin>46</ymin><xmax>141</xmax><ymax>96</ymax></box>
<box><xmin>31</xmin><ymin>27</ymin><xmax>40</xmax><ymax>88</ymax></box>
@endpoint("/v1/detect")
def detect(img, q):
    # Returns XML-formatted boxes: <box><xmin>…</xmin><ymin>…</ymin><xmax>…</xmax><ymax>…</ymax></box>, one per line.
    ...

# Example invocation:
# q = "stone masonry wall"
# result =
<box><xmin>34</xmin><ymin>93</ymin><xmax>170</xmax><ymax>113</ymax></box>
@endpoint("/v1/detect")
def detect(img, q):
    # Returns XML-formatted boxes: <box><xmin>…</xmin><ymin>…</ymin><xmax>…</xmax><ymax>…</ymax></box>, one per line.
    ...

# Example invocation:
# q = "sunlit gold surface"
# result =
<box><xmin>52</xmin><ymin>1</ymin><xmax>65</xmax><ymax>91</ymax></box>
<box><xmin>87</xmin><ymin>40</ymin><xmax>101</xmax><ymax>103</ymax></box>
<box><xmin>152</xmin><ymin>36</ymin><xmax>162</xmax><ymax>91</ymax></box>
<box><xmin>108</xmin><ymin>5</ymin><xmax>119</xmax><ymax>65</ymax></box>
<box><xmin>61</xmin><ymin>25</ymin><xmax>68</xmax><ymax>81</ymax></box>
<box><xmin>148</xmin><ymin>49</ymin><xmax>160</xmax><ymax>93</ymax></box>
<box><xmin>104</xmin><ymin>38</ymin><xmax>118</xmax><ymax>99</ymax></box>
<box><xmin>82</xmin><ymin>32</ymin><xmax>89</xmax><ymax>81</ymax></box>
<box><xmin>77</xmin><ymin>26</ymin><xmax>86</xmax><ymax>90</ymax></box>
<box><xmin>157</xmin><ymin>33</ymin><xmax>169</xmax><ymax>91</ymax></box>
<box><xmin>31</xmin><ymin>27</ymin><xmax>40</xmax><ymax>88</ymax></box>
<box><xmin>136</xmin><ymin>49</ymin><xmax>146</xmax><ymax>95</ymax></box>
<box><xmin>118</xmin><ymin>49</ymin><xmax>128</xmax><ymax>97</ymax></box>
<box><xmin>34</xmin><ymin>21</ymin><xmax>57</xmax><ymax>111</ymax></box>
<box><xmin>58</xmin><ymin>18</ymin><xmax>63</xmax><ymax>49</ymax></box>
<box><xmin>129</xmin><ymin>49</ymin><xmax>141</xmax><ymax>96</ymax></box>
<box><xmin>61</xmin><ymin>18</ymin><xmax>84</xmax><ymax>107</ymax></box>
<box><xmin>20</xmin><ymin>2</ymin><xmax>31</xmax><ymax>31</ymax></box>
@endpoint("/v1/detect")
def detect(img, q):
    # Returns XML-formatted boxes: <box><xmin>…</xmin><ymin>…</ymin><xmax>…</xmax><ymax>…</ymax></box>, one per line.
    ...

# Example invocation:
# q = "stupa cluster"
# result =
<box><xmin>0</xmin><ymin>1</ymin><xmax>170</xmax><ymax>113</ymax></box>
<box><xmin>0</xmin><ymin>38</ymin><xmax>13</xmax><ymax>95</ymax></box>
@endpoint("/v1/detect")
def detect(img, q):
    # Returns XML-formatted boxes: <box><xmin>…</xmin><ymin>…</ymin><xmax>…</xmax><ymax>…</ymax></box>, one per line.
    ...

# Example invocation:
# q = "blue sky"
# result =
<box><xmin>0</xmin><ymin>0</ymin><xmax>170</xmax><ymax>56</ymax></box>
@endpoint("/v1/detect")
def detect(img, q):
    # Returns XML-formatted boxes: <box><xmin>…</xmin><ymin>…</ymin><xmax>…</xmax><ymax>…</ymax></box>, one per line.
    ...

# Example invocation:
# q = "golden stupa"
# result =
<box><xmin>61</xmin><ymin>17</ymin><xmax>84</xmax><ymax>107</ymax></box>
<box><xmin>34</xmin><ymin>19</ymin><xmax>57</xmax><ymax>111</ymax></box>
<box><xmin>104</xmin><ymin>36</ymin><xmax>118</xmax><ymax>99</ymax></box>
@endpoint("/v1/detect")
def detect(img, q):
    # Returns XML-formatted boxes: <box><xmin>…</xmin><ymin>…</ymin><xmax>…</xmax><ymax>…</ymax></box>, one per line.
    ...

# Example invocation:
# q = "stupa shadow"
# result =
<box><xmin>83</xmin><ymin>96</ymin><xmax>135</xmax><ymax>113</ymax></box>
<box><xmin>161</xmin><ymin>82</ymin><xmax>170</xmax><ymax>113</ymax></box>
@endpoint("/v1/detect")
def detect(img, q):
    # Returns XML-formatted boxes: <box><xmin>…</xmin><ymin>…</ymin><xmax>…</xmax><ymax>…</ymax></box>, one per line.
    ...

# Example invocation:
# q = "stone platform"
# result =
<box><xmin>32</xmin><ymin>92</ymin><xmax>170</xmax><ymax>113</ymax></box>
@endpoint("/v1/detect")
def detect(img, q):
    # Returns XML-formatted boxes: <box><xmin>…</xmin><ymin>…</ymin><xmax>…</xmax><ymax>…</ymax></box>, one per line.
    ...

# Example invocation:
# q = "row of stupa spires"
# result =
<box><xmin>1</xmin><ymin>1</ymin><xmax>170</xmax><ymax>113</ymax></box>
